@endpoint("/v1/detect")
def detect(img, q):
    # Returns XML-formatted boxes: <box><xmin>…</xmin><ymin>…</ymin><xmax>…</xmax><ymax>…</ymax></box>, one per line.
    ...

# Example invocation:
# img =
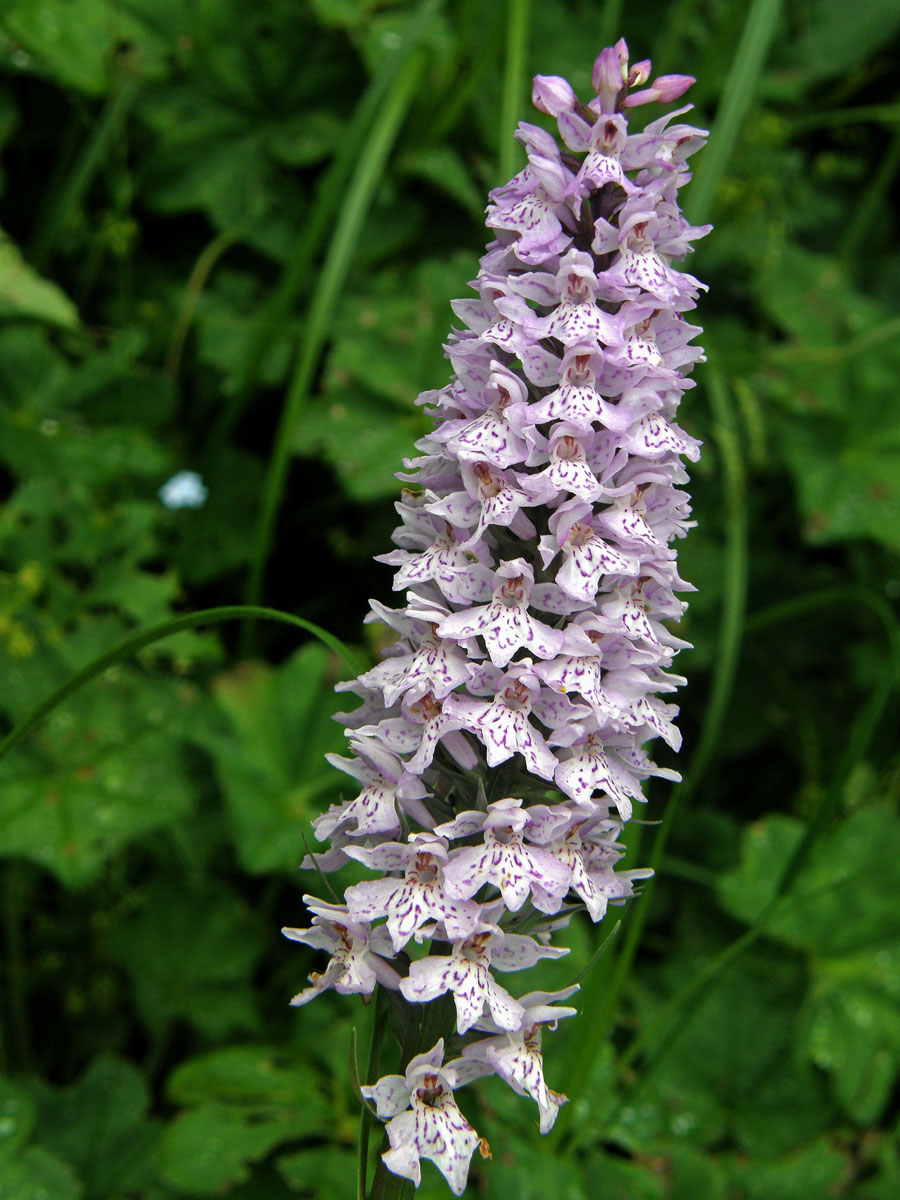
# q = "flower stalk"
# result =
<box><xmin>284</xmin><ymin>39</ymin><xmax>709</xmax><ymax>1196</ymax></box>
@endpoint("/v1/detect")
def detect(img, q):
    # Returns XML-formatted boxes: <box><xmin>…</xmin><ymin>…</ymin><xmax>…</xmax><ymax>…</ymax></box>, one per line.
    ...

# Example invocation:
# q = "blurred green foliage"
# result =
<box><xmin>0</xmin><ymin>0</ymin><xmax>898</xmax><ymax>1197</ymax></box>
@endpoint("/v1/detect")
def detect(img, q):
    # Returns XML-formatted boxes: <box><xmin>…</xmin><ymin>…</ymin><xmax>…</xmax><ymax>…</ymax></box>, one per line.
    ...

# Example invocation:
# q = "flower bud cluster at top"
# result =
<box><xmin>283</xmin><ymin>39</ymin><xmax>709</xmax><ymax>1196</ymax></box>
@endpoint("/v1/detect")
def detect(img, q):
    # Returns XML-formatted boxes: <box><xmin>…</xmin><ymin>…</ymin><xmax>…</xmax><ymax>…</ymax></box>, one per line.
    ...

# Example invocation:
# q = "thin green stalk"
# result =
<box><xmin>746</xmin><ymin>586</ymin><xmax>897</xmax><ymax>643</ymax></box>
<box><xmin>839</xmin><ymin>123</ymin><xmax>900</xmax><ymax>269</ymax></box>
<box><xmin>242</xmin><ymin>51</ymin><xmax>426</xmax><ymax>638</ymax></box>
<box><xmin>688</xmin><ymin>0</ymin><xmax>785</xmax><ymax>224</ymax></box>
<box><xmin>165</xmin><ymin>230</ymin><xmax>242</xmax><ymax>379</ymax></box>
<box><xmin>368</xmin><ymin>992</ymin><xmax>457</xmax><ymax>1200</ymax></box>
<box><xmin>0</xmin><ymin>605</ymin><xmax>364</xmax><ymax>766</ymax></box>
<box><xmin>358</xmin><ymin>987</ymin><xmax>389</xmax><ymax>1200</ymax></box>
<box><xmin>31</xmin><ymin>74</ymin><xmax>141</xmax><ymax>271</ymax></box>
<box><xmin>214</xmin><ymin>0</ymin><xmax>442</xmax><ymax>448</ymax></box>
<box><xmin>498</xmin><ymin>0</ymin><xmax>531</xmax><ymax>183</ymax></box>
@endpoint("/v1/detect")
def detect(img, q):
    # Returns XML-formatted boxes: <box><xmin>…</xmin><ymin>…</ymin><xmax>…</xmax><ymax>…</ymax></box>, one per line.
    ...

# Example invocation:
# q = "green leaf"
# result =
<box><xmin>25</xmin><ymin>1055</ymin><xmax>157</xmax><ymax>1198</ymax></box>
<box><xmin>722</xmin><ymin>1136</ymin><xmax>847</xmax><ymax>1200</ymax></box>
<box><xmin>805</xmin><ymin>983</ymin><xmax>900</xmax><ymax>1124</ymax></box>
<box><xmin>0</xmin><ymin>1076</ymin><xmax>36</xmax><ymax>1163</ymax></box>
<box><xmin>718</xmin><ymin>806</ymin><xmax>900</xmax><ymax>1122</ymax></box>
<box><xmin>0</xmin><ymin>674</ymin><xmax>199</xmax><ymax>887</ymax></box>
<box><xmin>794</xmin><ymin>0</ymin><xmax>900</xmax><ymax>82</ymax></box>
<box><xmin>613</xmin><ymin>966</ymin><xmax>833</xmax><ymax>1157</ymax></box>
<box><xmin>1</xmin><ymin>0</ymin><xmax>168</xmax><ymax>95</ymax></box>
<box><xmin>294</xmin><ymin>385</ymin><xmax>428</xmax><ymax>500</ymax></box>
<box><xmin>106</xmin><ymin>878</ymin><xmax>264</xmax><ymax>1038</ymax></box>
<box><xmin>198</xmin><ymin>643</ymin><xmax>348</xmax><ymax>873</ymax></box>
<box><xmin>160</xmin><ymin>1046</ymin><xmax>328</xmax><ymax>1195</ymax></box>
<box><xmin>0</xmin><ymin>1145</ymin><xmax>82</xmax><ymax>1200</ymax></box>
<box><xmin>0</xmin><ymin>230</ymin><xmax>78</xmax><ymax>327</ymax></box>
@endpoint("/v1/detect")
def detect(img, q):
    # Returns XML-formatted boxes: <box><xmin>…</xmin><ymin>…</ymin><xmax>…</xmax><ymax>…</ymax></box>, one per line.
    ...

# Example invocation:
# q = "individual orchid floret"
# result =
<box><xmin>530</xmin><ymin>73</ymin><xmax>577</xmax><ymax>118</ymax></box>
<box><xmin>362</xmin><ymin>1040</ymin><xmax>491</xmax><ymax>1196</ymax></box>
<box><xmin>399</xmin><ymin>919</ymin><xmax>568</xmax><ymax>1034</ymax></box>
<box><xmin>539</xmin><ymin>500</ymin><xmax>640</xmax><ymax>602</ymax></box>
<box><xmin>591</xmin><ymin>39</ymin><xmax>630</xmax><ymax>112</ymax></box>
<box><xmin>357</xmin><ymin>618</ymin><xmax>472</xmax><ymax>707</ymax></box>
<box><xmin>554</xmin><ymin>731</ymin><xmax>644</xmax><ymax>818</ymax></box>
<box><xmin>282</xmin><ymin>900</ymin><xmax>400</xmax><ymax>1004</ymax></box>
<box><xmin>426</xmin><ymin>461</ymin><xmax>537</xmax><ymax>549</ymax></box>
<box><xmin>437</xmin><ymin>559</ymin><xmax>564</xmax><ymax>668</ymax></box>
<box><xmin>437</xmin><ymin>797</ymin><xmax>572</xmax><ymax>913</ymax></box>
<box><xmin>485</xmin><ymin>123</ymin><xmax>577</xmax><ymax>264</ymax></box>
<box><xmin>316</xmin><ymin>736</ymin><xmax>432</xmax><ymax>840</ymax></box>
<box><xmin>343</xmin><ymin>835</ymin><xmax>482</xmax><ymax>951</ymax></box>
<box><xmin>455</xmin><ymin>988</ymin><xmax>579</xmax><ymax>1132</ymax></box>
<box><xmin>443</xmin><ymin>661</ymin><xmax>560</xmax><ymax>778</ymax></box>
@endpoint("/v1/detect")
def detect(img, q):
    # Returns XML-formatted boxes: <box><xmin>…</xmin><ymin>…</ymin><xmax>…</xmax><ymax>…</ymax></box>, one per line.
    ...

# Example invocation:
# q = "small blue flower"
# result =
<box><xmin>159</xmin><ymin>470</ymin><xmax>208</xmax><ymax>510</ymax></box>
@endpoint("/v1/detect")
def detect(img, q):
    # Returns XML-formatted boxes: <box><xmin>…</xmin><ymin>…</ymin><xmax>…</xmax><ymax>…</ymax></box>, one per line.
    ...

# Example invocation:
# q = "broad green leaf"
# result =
<box><xmin>323</xmin><ymin>254</ymin><xmax>476</xmax><ymax>407</ymax></box>
<box><xmin>0</xmin><ymin>1145</ymin><xmax>82</xmax><ymax>1200</ymax></box>
<box><xmin>167</xmin><ymin>1045</ymin><xmax>326</xmax><ymax>1120</ymax></box>
<box><xmin>805</xmin><ymin>983</ymin><xmax>900</xmax><ymax>1124</ymax></box>
<box><xmin>756</xmin><ymin>247</ymin><xmax>900</xmax><ymax>549</ymax></box>
<box><xmin>0</xmin><ymin>230</ymin><xmax>78</xmax><ymax>327</ymax></box>
<box><xmin>160</xmin><ymin>1046</ymin><xmax>328</xmax><ymax>1195</ymax></box>
<box><xmin>0</xmin><ymin>1077</ymin><xmax>36</xmax><ymax>1162</ymax></box>
<box><xmin>197</xmin><ymin>643</ymin><xmax>348</xmax><ymax>873</ymax></box>
<box><xmin>614</xmin><ymin>966</ymin><xmax>833</xmax><ymax>1157</ymax></box>
<box><xmin>397</xmin><ymin>146</ymin><xmax>484</xmax><ymax>221</ymax></box>
<box><xmin>717</xmin><ymin>806</ymin><xmax>900</xmax><ymax>956</ymax></box>
<box><xmin>277</xmin><ymin>1146</ymin><xmax>366</xmax><ymax>1200</ymax></box>
<box><xmin>1</xmin><ymin>0</ymin><xmax>168</xmax><ymax>95</ymax></box>
<box><xmin>105</xmin><ymin>878</ymin><xmax>263</xmax><ymax>1038</ymax></box>
<box><xmin>293</xmin><ymin>385</ymin><xmax>427</xmax><ymax>500</ymax></box>
<box><xmin>718</xmin><ymin>806</ymin><xmax>900</xmax><ymax>1122</ymax></box>
<box><xmin>721</xmin><ymin>1136</ymin><xmax>847</xmax><ymax>1200</ymax></box>
<box><xmin>0</xmin><ymin>673</ymin><xmax>199</xmax><ymax>887</ymax></box>
<box><xmin>24</xmin><ymin>1056</ymin><xmax>158</xmax><ymax>1198</ymax></box>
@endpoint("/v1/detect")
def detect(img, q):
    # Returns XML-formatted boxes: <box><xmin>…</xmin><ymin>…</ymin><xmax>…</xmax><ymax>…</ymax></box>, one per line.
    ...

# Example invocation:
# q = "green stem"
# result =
<box><xmin>31</xmin><ymin>73</ymin><xmax>141</xmax><ymax>271</ymax></box>
<box><xmin>498</xmin><ymin>0</ymin><xmax>531</xmax><ymax>183</ymax></box>
<box><xmin>164</xmin><ymin>230</ymin><xmax>242</xmax><ymax>379</ymax></box>
<box><xmin>0</xmin><ymin>605</ymin><xmax>364</xmax><ymax>765</ymax></box>
<box><xmin>242</xmin><ymin>52</ymin><xmax>425</xmax><ymax>643</ymax></box>
<box><xmin>368</xmin><ymin>992</ymin><xmax>456</xmax><ymax>1200</ymax></box>
<box><xmin>687</xmin><ymin>0</ymin><xmax>785</xmax><ymax>224</ymax></box>
<box><xmin>358</xmin><ymin>987</ymin><xmax>389</xmax><ymax>1200</ymax></box>
<box><xmin>213</xmin><ymin>0</ymin><xmax>442</xmax><ymax>449</ymax></box>
<box><xmin>839</xmin><ymin>123</ymin><xmax>900</xmax><ymax>270</ymax></box>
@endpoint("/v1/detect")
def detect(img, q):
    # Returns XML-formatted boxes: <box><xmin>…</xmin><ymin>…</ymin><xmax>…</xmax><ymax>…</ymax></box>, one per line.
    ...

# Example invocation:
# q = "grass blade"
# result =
<box><xmin>0</xmin><ymin>604</ymin><xmax>365</xmax><ymax>764</ymax></box>
<box><xmin>243</xmin><ymin>50</ymin><xmax>426</xmax><ymax>630</ymax></box>
<box><xmin>688</xmin><ymin>0</ymin><xmax>785</xmax><ymax>224</ymax></box>
<box><xmin>215</xmin><ymin>0</ymin><xmax>443</xmax><ymax>447</ymax></box>
<box><xmin>498</xmin><ymin>0</ymin><xmax>531</xmax><ymax>183</ymax></box>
